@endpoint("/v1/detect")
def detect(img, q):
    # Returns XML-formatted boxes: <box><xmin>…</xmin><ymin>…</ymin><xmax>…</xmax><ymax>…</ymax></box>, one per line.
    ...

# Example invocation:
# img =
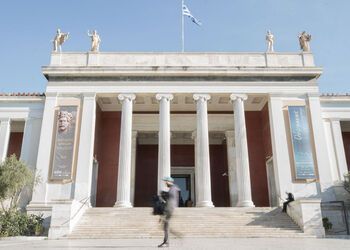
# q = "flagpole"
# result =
<box><xmin>182</xmin><ymin>0</ymin><xmax>185</xmax><ymax>52</ymax></box>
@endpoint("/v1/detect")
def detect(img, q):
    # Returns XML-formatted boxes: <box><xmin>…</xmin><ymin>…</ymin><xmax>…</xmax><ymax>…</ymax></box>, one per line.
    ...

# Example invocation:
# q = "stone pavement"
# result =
<box><xmin>0</xmin><ymin>238</ymin><xmax>349</xmax><ymax>250</ymax></box>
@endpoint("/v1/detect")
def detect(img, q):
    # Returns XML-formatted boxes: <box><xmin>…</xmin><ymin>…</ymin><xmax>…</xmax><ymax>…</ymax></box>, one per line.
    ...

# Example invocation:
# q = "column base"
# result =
<box><xmin>196</xmin><ymin>201</ymin><xmax>214</xmax><ymax>207</ymax></box>
<box><xmin>114</xmin><ymin>201</ymin><xmax>133</xmax><ymax>208</ymax></box>
<box><xmin>237</xmin><ymin>200</ymin><xmax>255</xmax><ymax>207</ymax></box>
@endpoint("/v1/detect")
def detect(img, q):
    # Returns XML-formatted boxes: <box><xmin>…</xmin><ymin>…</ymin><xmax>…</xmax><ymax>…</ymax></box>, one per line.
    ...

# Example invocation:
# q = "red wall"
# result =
<box><xmin>343</xmin><ymin>132</ymin><xmax>350</xmax><ymax>171</ymax></box>
<box><xmin>95</xmin><ymin>107</ymin><xmax>271</xmax><ymax>207</ymax></box>
<box><xmin>134</xmin><ymin>144</ymin><xmax>230</xmax><ymax>207</ymax></box>
<box><xmin>94</xmin><ymin>109</ymin><xmax>121</xmax><ymax>207</ymax></box>
<box><xmin>7</xmin><ymin>132</ymin><xmax>23</xmax><ymax>159</ymax></box>
<box><xmin>134</xmin><ymin>145</ymin><xmax>158</xmax><ymax>207</ymax></box>
<box><xmin>245</xmin><ymin>110</ymin><xmax>270</xmax><ymax>207</ymax></box>
<box><xmin>210</xmin><ymin>144</ymin><xmax>230</xmax><ymax>207</ymax></box>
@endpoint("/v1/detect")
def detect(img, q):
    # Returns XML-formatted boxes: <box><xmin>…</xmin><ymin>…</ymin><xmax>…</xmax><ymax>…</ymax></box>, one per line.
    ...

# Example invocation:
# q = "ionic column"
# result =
<box><xmin>156</xmin><ymin>94</ymin><xmax>173</xmax><ymax>193</ymax></box>
<box><xmin>225</xmin><ymin>130</ymin><xmax>238</xmax><ymax>207</ymax></box>
<box><xmin>193</xmin><ymin>94</ymin><xmax>214</xmax><ymax>207</ymax></box>
<box><xmin>0</xmin><ymin>118</ymin><xmax>11</xmax><ymax>162</ymax></box>
<box><xmin>115</xmin><ymin>94</ymin><xmax>135</xmax><ymax>208</ymax></box>
<box><xmin>230</xmin><ymin>94</ymin><xmax>254</xmax><ymax>207</ymax></box>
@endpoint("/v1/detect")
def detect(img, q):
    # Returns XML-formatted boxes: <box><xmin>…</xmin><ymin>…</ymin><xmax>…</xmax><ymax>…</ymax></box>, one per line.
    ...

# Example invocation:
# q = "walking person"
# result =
<box><xmin>158</xmin><ymin>176</ymin><xmax>180</xmax><ymax>248</ymax></box>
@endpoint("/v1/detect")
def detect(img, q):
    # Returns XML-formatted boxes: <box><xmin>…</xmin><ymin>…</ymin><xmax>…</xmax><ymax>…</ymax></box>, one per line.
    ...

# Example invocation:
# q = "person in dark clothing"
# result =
<box><xmin>282</xmin><ymin>192</ymin><xmax>294</xmax><ymax>213</ymax></box>
<box><xmin>158</xmin><ymin>176</ymin><xmax>180</xmax><ymax>248</ymax></box>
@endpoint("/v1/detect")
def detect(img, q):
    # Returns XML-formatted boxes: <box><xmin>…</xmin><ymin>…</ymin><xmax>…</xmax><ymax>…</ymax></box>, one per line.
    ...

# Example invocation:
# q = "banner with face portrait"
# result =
<box><xmin>288</xmin><ymin>106</ymin><xmax>316</xmax><ymax>180</ymax></box>
<box><xmin>50</xmin><ymin>106</ymin><xmax>78</xmax><ymax>181</ymax></box>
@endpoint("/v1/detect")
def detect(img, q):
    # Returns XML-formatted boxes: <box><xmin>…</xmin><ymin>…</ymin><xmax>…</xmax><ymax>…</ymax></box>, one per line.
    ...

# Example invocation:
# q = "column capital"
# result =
<box><xmin>118</xmin><ymin>93</ymin><xmax>136</xmax><ymax>102</ymax></box>
<box><xmin>230</xmin><ymin>94</ymin><xmax>248</xmax><ymax>102</ymax></box>
<box><xmin>156</xmin><ymin>93</ymin><xmax>174</xmax><ymax>102</ymax></box>
<box><xmin>193</xmin><ymin>94</ymin><xmax>211</xmax><ymax>102</ymax></box>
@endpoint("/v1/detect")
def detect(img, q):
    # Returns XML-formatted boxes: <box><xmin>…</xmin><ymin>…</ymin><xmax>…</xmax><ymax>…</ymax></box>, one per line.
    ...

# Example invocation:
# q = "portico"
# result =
<box><xmin>92</xmin><ymin>92</ymin><xmax>261</xmax><ymax>208</ymax></box>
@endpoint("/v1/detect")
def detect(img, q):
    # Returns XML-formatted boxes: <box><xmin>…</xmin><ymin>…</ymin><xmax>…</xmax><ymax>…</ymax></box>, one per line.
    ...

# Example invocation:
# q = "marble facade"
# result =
<box><xmin>0</xmin><ymin>52</ymin><xmax>350</xmax><ymax>238</ymax></box>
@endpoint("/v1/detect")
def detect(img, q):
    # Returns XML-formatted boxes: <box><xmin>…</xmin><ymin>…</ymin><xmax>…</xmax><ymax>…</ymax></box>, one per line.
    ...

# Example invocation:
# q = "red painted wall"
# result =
<box><xmin>94</xmin><ymin>110</ymin><xmax>121</xmax><ymax>207</ymax></box>
<box><xmin>134</xmin><ymin>144</ymin><xmax>230</xmax><ymax>207</ymax></box>
<box><xmin>210</xmin><ymin>144</ymin><xmax>230</xmax><ymax>207</ymax></box>
<box><xmin>342</xmin><ymin>132</ymin><xmax>350</xmax><ymax>171</ymax></box>
<box><xmin>134</xmin><ymin>145</ymin><xmax>158</xmax><ymax>207</ymax></box>
<box><xmin>245</xmin><ymin>111</ymin><xmax>270</xmax><ymax>207</ymax></box>
<box><xmin>7</xmin><ymin>132</ymin><xmax>23</xmax><ymax>159</ymax></box>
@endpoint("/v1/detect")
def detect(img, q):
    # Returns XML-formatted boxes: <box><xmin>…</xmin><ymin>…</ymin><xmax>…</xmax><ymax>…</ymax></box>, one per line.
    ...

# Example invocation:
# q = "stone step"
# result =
<box><xmin>67</xmin><ymin>207</ymin><xmax>312</xmax><ymax>239</ymax></box>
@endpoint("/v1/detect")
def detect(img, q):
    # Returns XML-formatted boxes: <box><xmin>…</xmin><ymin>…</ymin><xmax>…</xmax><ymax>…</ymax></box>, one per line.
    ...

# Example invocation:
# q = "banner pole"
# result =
<box><xmin>182</xmin><ymin>0</ymin><xmax>185</xmax><ymax>52</ymax></box>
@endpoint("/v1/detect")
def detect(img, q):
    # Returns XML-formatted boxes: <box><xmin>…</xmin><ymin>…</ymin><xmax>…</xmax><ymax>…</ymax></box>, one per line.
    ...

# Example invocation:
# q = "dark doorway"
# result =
<box><xmin>172</xmin><ymin>174</ymin><xmax>193</xmax><ymax>207</ymax></box>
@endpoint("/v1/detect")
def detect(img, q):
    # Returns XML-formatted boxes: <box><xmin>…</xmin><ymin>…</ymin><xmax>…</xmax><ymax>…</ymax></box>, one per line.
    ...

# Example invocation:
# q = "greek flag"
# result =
<box><xmin>182</xmin><ymin>4</ymin><xmax>202</xmax><ymax>26</ymax></box>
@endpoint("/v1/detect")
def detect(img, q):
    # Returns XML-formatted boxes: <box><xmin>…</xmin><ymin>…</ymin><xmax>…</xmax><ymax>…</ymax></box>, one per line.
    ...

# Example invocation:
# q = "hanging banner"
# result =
<box><xmin>288</xmin><ymin>106</ymin><xmax>316</xmax><ymax>180</ymax></box>
<box><xmin>50</xmin><ymin>106</ymin><xmax>78</xmax><ymax>181</ymax></box>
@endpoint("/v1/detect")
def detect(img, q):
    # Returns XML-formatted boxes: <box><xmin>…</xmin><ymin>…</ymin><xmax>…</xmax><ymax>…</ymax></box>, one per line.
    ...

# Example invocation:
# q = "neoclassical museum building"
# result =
<box><xmin>1</xmin><ymin>50</ymin><xmax>350</xmax><ymax>238</ymax></box>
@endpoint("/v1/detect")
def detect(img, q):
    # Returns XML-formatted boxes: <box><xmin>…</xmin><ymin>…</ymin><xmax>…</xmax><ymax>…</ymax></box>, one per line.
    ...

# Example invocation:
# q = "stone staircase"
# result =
<box><xmin>67</xmin><ymin>207</ymin><xmax>314</xmax><ymax>239</ymax></box>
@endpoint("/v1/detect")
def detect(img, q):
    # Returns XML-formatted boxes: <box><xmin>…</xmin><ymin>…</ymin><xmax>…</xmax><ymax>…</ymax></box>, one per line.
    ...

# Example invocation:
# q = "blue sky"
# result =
<box><xmin>0</xmin><ymin>0</ymin><xmax>349</xmax><ymax>93</ymax></box>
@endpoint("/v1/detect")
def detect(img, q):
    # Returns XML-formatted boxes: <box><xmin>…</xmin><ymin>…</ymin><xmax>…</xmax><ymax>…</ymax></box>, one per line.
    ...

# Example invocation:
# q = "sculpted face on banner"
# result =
<box><xmin>58</xmin><ymin>111</ymin><xmax>73</xmax><ymax>132</ymax></box>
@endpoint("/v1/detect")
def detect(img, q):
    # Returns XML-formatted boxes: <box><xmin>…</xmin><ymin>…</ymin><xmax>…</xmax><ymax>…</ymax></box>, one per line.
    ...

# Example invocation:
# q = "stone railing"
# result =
<box><xmin>49</xmin><ymin>52</ymin><xmax>315</xmax><ymax>68</ymax></box>
<box><xmin>287</xmin><ymin>199</ymin><xmax>325</xmax><ymax>237</ymax></box>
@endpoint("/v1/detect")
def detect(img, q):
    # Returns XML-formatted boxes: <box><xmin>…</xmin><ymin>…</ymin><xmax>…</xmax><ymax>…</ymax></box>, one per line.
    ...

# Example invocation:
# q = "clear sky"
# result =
<box><xmin>0</xmin><ymin>0</ymin><xmax>349</xmax><ymax>93</ymax></box>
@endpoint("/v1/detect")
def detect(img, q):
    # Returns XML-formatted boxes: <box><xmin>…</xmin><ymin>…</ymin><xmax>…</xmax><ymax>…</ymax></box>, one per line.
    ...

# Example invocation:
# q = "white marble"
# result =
<box><xmin>230</xmin><ymin>94</ymin><xmax>254</xmax><ymax>207</ymax></box>
<box><xmin>74</xmin><ymin>93</ymin><xmax>97</xmax><ymax>202</ymax></box>
<box><xmin>156</xmin><ymin>94</ymin><xmax>173</xmax><ymax>193</ymax></box>
<box><xmin>225</xmin><ymin>130</ymin><xmax>238</xmax><ymax>207</ymax></box>
<box><xmin>330</xmin><ymin>120</ymin><xmax>348</xmax><ymax>179</ymax></box>
<box><xmin>308</xmin><ymin>95</ymin><xmax>333</xmax><ymax>191</ymax></box>
<box><xmin>130</xmin><ymin>130</ymin><xmax>137</xmax><ymax>205</ymax></box>
<box><xmin>268</xmin><ymin>96</ymin><xmax>293</xmax><ymax>204</ymax></box>
<box><xmin>287</xmin><ymin>199</ymin><xmax>325</xmax><ymax>237</ymax></box>
<box><xmin>193</xmin><ymin>94</ymin><xmax>214</xmax><ymax>207</ymax></box>
<box><xmin>0</xmin><ymin>118</ymin><xmax>11</xmax><ymax>162</ymax></box>
<box><xmin>115</xmin><ymin>94</ymin><xmax>135</xmax><ymax>207</ymax></box>
<box><xmin>29</xmin><ymin>93</ymin><xmax>57</xmax><ymax>204</ymax></box>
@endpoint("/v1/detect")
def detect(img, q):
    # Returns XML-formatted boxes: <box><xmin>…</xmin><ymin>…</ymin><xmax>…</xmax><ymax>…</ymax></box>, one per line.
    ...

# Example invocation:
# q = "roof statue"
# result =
<box><xmin>52</xmin><ymin>29</ymin><xmax>69</xmax><ymax>52</ymax></box>
<box><xmin>266</xmin><ymin>30</ymin><xmax>274</xmax><ymax>52</ymax></box>
<box><xmin>298</xmin><ymin>31</ymin><xmax>311</xmax><ymax>52</ymax></box>
<box><xmin>87</xmin><ymin>30</ymin><xmax>101</xmax><ymax>52</ymax></box>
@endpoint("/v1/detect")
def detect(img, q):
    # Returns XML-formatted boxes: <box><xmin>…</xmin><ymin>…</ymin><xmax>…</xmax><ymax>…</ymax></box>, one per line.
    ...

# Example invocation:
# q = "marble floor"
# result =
<box><xmin>0</xmin><ymin>238</ymin><xmax>349</xmax><ymax>250</ymax></box>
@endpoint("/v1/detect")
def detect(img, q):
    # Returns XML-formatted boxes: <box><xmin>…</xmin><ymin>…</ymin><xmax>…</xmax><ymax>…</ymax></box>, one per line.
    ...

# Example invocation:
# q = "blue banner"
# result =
<box><xmin>288</xmin><ymin>106</ymin><xmax>316</xmax><ymax>179</ymax></box>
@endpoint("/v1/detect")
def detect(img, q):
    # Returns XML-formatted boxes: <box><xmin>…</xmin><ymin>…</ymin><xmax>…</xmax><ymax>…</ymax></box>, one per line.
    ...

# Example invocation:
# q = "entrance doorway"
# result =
<box><xmin>171</xmin><ymin>167</ymin><xmax>195</xmax><ymax>207</ymax></box>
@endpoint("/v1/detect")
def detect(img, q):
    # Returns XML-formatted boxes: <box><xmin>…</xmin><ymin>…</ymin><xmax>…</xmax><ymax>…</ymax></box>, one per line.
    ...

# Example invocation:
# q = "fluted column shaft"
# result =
<box><xmin>115</xmin><ymin>93</ymin><xmax>135</xmax><ymax>207</ymax></box>
<box><xmin>230</xmin><ymin>94</ymin><xmax>254</xmax><ymax>207</ymax></box>
<box><xmin>193</xmin><ymin>94</ymin><xmax>214</xmax><ymax>207</ymax></box>
<box><xmin>156</xmin><ymin>94</ymin><xmax>173</xmax><ymax>193</ymax></box>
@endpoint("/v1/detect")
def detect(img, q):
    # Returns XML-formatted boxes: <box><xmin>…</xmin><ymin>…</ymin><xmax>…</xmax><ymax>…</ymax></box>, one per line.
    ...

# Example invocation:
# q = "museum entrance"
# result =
<box><xmin>172</xmin><ymin>167</ymin><xmax>195</xmax><ymax>207</ymax></box>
